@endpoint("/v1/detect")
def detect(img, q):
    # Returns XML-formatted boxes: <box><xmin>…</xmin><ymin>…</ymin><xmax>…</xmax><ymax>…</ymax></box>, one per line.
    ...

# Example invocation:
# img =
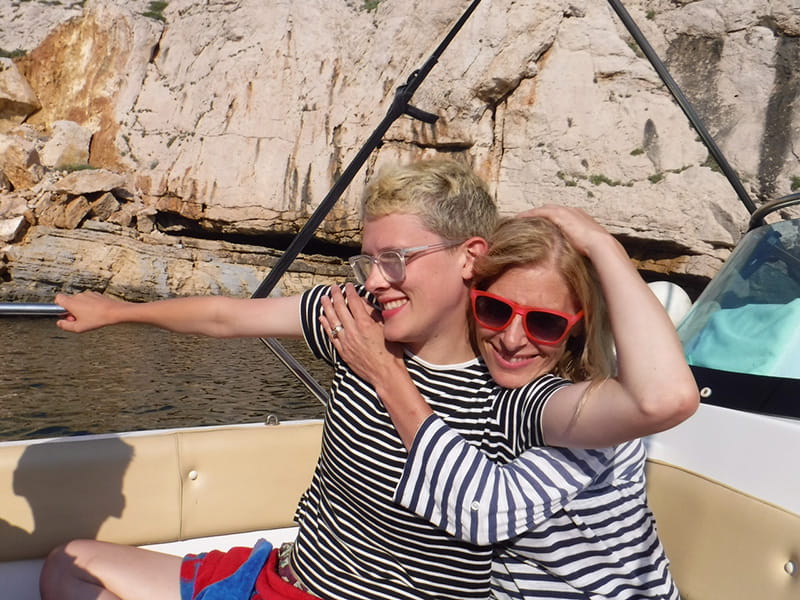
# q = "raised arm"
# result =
<box><xmin>54</xmin><ymin>290</ymin><xmax>304</xmax><ymax>339</ymax></box>
<box><xmin>525</xmin><ymin>206</ymin><xmax>700</xmax><ymax>448</ymax></box>
<box><xmin>394</xmin><ymin>414</ymin><xmax>620</xmax><ymax>545</ymax></box>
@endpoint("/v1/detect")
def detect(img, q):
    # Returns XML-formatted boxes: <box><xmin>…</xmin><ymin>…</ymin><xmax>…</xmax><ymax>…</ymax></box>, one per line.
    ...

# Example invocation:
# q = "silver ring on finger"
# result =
<box><xmin>331</xmin><ymin>324</ymin><xmax>344</xmax><ymax>339</ymax></box>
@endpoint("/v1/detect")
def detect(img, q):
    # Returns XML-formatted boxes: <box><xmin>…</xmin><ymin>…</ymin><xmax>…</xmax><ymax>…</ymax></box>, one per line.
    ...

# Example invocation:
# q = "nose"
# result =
<box><xmin>498</xmin><ymin>314</ymin><xmax>529</xmax><ymax>350</ymax></box>
<box><xmin>364</xmin><ymin>262</ymin><xmax>390</xmax><ymax>293</ymax></box>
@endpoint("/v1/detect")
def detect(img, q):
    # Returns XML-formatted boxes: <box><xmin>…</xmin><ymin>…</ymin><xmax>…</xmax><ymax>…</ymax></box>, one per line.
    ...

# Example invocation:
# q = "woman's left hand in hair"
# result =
<box><xmin>518</xmin><ymin>204</ymin><xmax>700</xmax><ymax>447</ymax></box>
<box><xmin>517</xmin><ymin>204</ymin><xmax>611</xmax><ymax>258</ymax></box>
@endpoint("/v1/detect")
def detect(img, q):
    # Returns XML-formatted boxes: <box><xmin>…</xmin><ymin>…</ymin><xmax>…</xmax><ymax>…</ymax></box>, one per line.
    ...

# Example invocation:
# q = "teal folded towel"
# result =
<box><xmin>684</xmin><ymin>298</ymin><xmax>800</xmax><ymax>379</ymax></box>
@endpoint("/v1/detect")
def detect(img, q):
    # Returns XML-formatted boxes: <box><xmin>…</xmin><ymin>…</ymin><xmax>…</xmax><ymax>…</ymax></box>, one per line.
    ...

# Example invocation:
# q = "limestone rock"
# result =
<box><xmin>0</xmin><ymin>216</ymin><xmax>28</xmax><ymax>243</ymax></box>
<box><xmin>106</xmin><ymin>202</ymin><xmax>138</xmax><ymax>228</ymax></box>
<box><xmin>15</xmin><ymin>0</ymin><xmax>163</xmax><ymax>171</ymax></box>
<box><xmin>0</xmin><ymin>1</ymin><xmax>84</xmax><ymax>52</ymax></box>
<box><xmin>0</xmin><ymin>191</ymin><xmax>32</xmax><ymax>246</ymax></box>
<box><xmin>773</xmin><ymin>3</ymin><xmax>800</xmax><ymax>36</ymax></box>
<box><xmin>51</xmin><ymin>168</ymin><xmax>129</xmax><ymax>196</ymax></box>
<box><xmin>0</xmin><ymin>133</ymin><xmax>42</xmax><ymax>190</ymax></box>
<box><xmin>39</xmin><ymin>120</ymin><xmax>93</xmax><ymax>169</ymax></box>
<box><xmin>56</xmin><ymin>196</ymin><xmax>91</xmax><ymax>229</ymax></box>
<box><xmin>89</xmin><ymin>192</ymin><xmax>121</xmax><ymax>221</ymax></box>
<box><xmin>36</xmin><ymin>198</ymin><xmax>67</xmax><ymax>229</ymax></box>
<box><xmin>0</xmin><ymin>224</ymin><xmax>350</xmax><ymax>302</ymax></box>
<box><xmin>0</xmin><ymin>58</ymin><xmax>41</xmax><ymax>133</ymax></box>
<box><xmin>0</xmin><ymin>193</ymin><xmax>29</xmax><ymax>219</ymax></box>
<box><xmin>1</xmin><ymin>0</ymin><xmax>799</xmax><ymax>302</ymax></box>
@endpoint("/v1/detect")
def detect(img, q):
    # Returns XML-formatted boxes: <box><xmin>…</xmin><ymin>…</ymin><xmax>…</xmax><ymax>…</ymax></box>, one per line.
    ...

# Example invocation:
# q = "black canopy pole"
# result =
<box><xmin>252</xmin><ymin>0</ymin><xmax>484</xmax><ymax>405</ymax></box>
<box><xmin>252</xmin><ymin>0</ymin><xmax>483</xmax><ymax>300</ymax></box>
<box><xmin>607</xmin><ymin>0</ymin><xmax>758</xmax><ymax>216</ymax></box>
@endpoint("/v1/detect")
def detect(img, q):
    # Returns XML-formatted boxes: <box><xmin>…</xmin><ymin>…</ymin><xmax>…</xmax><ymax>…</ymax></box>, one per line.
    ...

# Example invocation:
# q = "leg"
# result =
<box><xmin>40</xmin><ymin>539</ymin><xmax>183</xmax><ymax>600</ymax></box>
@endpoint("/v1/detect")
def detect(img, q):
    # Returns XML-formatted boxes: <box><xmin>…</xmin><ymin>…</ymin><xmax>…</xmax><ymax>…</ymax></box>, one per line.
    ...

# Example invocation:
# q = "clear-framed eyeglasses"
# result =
<box><xmin>348</xmin><ymin>240</ymin><xmax>464</xmax><ymax>285</ymax></box>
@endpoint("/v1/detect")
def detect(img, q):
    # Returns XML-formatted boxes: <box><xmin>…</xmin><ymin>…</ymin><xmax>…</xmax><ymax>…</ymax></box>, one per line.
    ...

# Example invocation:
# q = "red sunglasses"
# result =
<box><xmin>470</xmin><ymin>289</ymin><xmax>584</xmax><ymax>346</ymax></box>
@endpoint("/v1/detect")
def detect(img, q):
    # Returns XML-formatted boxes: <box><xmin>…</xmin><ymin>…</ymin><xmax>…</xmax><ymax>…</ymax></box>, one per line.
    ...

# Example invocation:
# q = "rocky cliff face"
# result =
<box><xmin>1</xmin><ymin>0</ymin><xmax>799</xmax><ymax>301</ymax></box>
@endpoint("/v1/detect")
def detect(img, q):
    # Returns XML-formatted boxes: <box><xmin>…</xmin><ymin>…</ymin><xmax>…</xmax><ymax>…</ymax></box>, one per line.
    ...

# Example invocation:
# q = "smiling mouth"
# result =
<box><xmin>505</xmin><ymin>355</ymin><xmax>533</xmax><ymax>363</ymax></box>
<box><xmin>381</xmin><ymin>298</ymin><xmax>408</xmax><ymax>311</ymax></box>
<box><xmin>492</xmin><ymin>346</ymin><xmax>538</xmax><ymax>367</ymax></box>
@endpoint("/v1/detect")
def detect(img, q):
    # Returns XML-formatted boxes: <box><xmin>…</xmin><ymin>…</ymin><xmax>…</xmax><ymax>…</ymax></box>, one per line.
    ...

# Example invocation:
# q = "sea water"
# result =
<box><xmin>0</xmin><ymin>318</ymin><xmax>330</xmax><ymax>440</ymax></box>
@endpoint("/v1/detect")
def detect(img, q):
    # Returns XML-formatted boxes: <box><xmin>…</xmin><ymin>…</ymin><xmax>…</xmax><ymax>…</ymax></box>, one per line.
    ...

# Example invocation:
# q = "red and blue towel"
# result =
<box><xmin>180</xmin><ymin>539</ymin><xmax>316</xmax><ymax>600</ymax></box>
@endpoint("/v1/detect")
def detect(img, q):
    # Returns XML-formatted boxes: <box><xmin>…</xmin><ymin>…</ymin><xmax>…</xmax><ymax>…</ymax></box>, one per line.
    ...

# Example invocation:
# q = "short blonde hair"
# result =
<box><xmin>362</xmin><ymin>158</ymin><xmax>497</xmax><ymax>241</ymax></box>
<box><xmin>473</xmin><ymin>216</ymin><xmax>615</xmax><ymax>381</ymax></box>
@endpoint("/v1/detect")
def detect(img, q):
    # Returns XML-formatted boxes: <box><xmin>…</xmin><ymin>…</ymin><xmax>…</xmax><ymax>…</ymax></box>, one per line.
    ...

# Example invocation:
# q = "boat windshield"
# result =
<box><xmin>678</xmin><ymin>217</ymin><xmax>800</xmax><ymax>381</ymax></box>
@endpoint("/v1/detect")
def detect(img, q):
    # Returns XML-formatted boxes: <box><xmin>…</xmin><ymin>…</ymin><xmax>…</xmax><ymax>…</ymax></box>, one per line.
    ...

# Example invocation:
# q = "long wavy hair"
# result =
<box><xmin>472</xmin><ymin>216</ymin><xmax>616</xmax><ymax>381</ymax></box>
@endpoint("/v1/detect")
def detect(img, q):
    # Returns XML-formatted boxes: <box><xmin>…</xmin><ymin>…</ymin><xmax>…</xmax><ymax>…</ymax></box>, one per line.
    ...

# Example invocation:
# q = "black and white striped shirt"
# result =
<box><xmin>293</xmin><ymin>286</ymin><xmax>676</xmax><ymax>599</ymax></box>
<box><xmin>291</xmin><ymin>285</ymin><xmax>560</xmax><ymax>600</ymax></box>
<box><xmin>395</xmin><ymin>417</ymin><xmax>680</xmax><ymax>599</ymax></box>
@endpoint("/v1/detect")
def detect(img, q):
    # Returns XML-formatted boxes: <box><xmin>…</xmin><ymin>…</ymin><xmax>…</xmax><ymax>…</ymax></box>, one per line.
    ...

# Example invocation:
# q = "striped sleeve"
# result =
<box><xmin>395</xmin><ymin>415</ymin><xmax>615</xmax><ymax>546</ymax></box>
<box><xmin>300</xmin><ymin>284</ymin><xmax>336</xmax><ymax>364</ymax></box>
<box><xmin>300</xmin><ymin>283</ymin><xmax>375</xmax><ymax>365</ymax></box>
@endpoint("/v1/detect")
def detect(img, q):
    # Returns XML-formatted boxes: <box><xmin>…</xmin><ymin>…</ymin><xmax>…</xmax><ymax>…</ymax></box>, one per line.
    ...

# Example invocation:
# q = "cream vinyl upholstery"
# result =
<box><xmin>2</xmin><ymin>421</ymin><xmax>800</xmax><ymax>600</ymax></box>
<box><xmin>646</xmin><ymin>459</ymin><xmax>800</xmax><ymax>599</ymax></box>
<box><xmin>0</xmin><ymin>420</ymin><xmax>322</xmax><ymax>561</ymax></box>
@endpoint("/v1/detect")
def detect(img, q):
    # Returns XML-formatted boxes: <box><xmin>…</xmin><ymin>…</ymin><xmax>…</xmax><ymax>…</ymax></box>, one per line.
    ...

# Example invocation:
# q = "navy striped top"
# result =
<box><xmin>395</xmin><ymin>417</ymin><xmax>680</xmax><ymax>599</ymax></box>
<box><xmin>290</xmin><ymin>285</ymin><xmax>563</xmax><ymax>600</ymax></box>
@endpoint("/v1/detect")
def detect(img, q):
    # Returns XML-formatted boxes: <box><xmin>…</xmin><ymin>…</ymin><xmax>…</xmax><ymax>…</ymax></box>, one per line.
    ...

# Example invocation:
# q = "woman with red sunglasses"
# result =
<box><xmin>322</xmin><ymin>205</ymin><xmax>698</xmax><ymax>599</ymax></box>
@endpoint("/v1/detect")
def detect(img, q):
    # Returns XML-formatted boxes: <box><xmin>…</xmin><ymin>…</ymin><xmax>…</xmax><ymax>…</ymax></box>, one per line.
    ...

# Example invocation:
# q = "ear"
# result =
<box><xmin>460</xmin><ymin>236</ymin><xmax>489</xmax><ymax>280</ymax></box>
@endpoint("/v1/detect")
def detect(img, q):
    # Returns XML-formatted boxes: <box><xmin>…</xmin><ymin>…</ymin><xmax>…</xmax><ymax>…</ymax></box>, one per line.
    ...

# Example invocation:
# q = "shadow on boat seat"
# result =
<box><xmin>0</xmin><ymin>434</ymin><xmax>133</xmax><ymax>558</ymax></box>
<box><xmin>646</xmin><ymin>459</ymin><xmax>800</xmax><ymax>599</ymax></box>
<box><xmin>0</xmin><ymin>420</ymin><xmax>322</xmax><ymax>562</ymax></box>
